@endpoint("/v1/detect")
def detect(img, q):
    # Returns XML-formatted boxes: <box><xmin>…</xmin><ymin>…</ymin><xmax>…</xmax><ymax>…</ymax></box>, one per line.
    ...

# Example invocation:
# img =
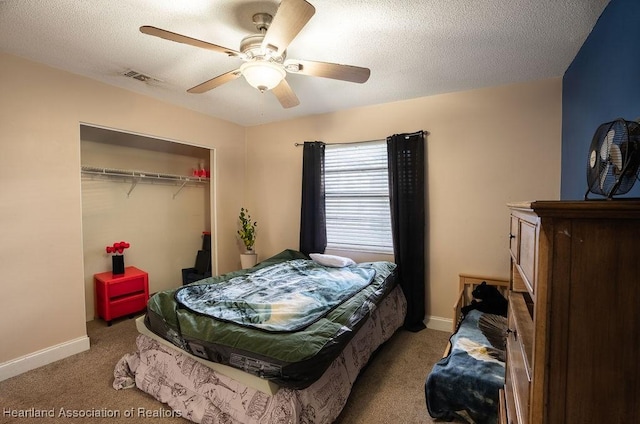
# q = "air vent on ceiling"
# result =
<box><xmin>121</xmin><ymin>69</ymin><xmax>162</xmax><ymax>84</ymax></box>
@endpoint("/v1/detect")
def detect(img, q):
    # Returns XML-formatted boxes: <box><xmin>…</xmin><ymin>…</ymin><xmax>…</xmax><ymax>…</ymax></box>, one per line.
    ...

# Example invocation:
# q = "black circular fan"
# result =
<box><xmin>585</xmin><ymin>118</ymin><xmax>640</xmax><ymax>199</ymax></box>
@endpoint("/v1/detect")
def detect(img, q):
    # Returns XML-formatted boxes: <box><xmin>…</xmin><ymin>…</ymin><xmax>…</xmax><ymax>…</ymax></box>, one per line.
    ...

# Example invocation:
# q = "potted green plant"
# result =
<box><xmin>237</xmin><ymin>207</ymin><xmax>258</xmax><ymax>268</ymax></box>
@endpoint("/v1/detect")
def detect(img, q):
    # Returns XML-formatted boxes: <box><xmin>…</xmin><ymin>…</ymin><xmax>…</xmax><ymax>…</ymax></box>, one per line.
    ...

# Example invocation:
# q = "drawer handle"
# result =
<box><xmin>509</xmin><ymin>233</ymin><xmax>515</xmax><ymax>239</ymax></box>
<box><xmin>506</xmin><ymin>328</ymin><xmax>517</xmax><ymax>340</ymax></box>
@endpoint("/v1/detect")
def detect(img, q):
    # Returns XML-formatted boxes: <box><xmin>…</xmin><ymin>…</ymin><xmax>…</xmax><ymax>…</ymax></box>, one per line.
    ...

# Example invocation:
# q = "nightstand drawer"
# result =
<box><xmin>109</xmin><ymin>293</ymin><xmax>147</xmax><ymax>318</ymax></box>
<box><xmin>109</xmin><ymin>277</ymin><xmax>146</xmax><ymax>298</ymax></box>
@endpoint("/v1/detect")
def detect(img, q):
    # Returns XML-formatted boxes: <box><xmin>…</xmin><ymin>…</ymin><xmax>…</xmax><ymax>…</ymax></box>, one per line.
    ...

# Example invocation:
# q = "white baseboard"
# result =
<box><xmin>425</xmin><ymin>315</ymin><xmax>453</xmax><ymax>332</ymax></box>
<box><xmin>0</xmin><ymin>336</ymin><xmax>90</xmax><ymax>382</ymax></box>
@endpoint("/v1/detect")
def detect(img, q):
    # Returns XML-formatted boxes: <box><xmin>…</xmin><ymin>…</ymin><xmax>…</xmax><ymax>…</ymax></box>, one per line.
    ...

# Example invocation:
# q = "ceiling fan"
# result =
<box><xmin>140</xmin><ymin>0</ymin><xmax>370</xmax><ymax>108</ymax></box>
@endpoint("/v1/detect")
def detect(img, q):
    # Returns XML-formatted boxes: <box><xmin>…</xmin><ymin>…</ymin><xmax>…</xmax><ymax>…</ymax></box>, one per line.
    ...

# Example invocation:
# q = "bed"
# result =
<box><xmin>425</xmin><ymin>274</ymin><xmax>509</xmax><ymax>424</ymax></box>
<box><xmin>114</xmin><ymin>249</ymin><xmax>406</xmax><ymax>423</ymax></box>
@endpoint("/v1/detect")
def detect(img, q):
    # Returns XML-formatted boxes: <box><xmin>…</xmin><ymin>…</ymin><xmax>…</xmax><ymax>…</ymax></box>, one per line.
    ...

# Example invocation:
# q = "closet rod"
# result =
<box><xmin>81</xmin><ymin>166</ymin><xmax>209</xmax><ymax>182</ymax></box>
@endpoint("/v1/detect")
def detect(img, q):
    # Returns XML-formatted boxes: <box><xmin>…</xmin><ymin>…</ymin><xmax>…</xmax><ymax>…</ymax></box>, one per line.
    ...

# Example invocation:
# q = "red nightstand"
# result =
<box><xmin>94</xmin><ymin>266</ymin><xmax>149</xmax><ymax>326</ymax></box>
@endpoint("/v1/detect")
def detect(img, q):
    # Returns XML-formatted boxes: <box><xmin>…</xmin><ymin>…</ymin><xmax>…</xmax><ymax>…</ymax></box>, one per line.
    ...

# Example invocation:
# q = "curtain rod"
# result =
<box><xmin>293</xmin><ymin>130</ymin><xmax>428</xmax><ymax>147</ymax></box>
<box><xmin>294</xmin><ymin>138</ymin><xmax>383</xmax><ymax>147</ymax></box>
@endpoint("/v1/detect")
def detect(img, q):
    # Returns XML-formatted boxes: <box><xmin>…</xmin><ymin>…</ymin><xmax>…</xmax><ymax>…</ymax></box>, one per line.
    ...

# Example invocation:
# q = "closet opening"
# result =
<box><xmin>79</xmin><ymin>124</ymin><xmax>216</xmax><ymax>325</ymax></box>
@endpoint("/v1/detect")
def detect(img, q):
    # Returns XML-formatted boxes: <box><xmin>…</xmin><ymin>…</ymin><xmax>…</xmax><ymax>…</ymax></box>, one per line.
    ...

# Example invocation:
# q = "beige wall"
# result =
<box><xmin>245</xmin><ymin>78</ymin><xmax>562</xmax><ymax>321</ymax></box>
<box><xmin>0</xmin><ymin>53</ymin><xmax>245</xmax><ymax>369</ymax></box>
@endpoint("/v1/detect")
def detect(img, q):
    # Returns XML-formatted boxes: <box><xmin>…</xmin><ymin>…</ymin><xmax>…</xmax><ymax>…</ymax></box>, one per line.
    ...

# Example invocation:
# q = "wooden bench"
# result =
<box><xmin>427</xmin><ymin>273</ymin><xmax>511</xmax><ymax>422</ymax></box>
<box><xmin>444</xmin><ymin>273</ymin><xmax>510</xmax><ymax>356</ymax></box>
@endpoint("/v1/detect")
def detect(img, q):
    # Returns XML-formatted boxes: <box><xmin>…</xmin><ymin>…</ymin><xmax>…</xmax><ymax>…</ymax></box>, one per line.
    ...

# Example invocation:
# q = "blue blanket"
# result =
<box><xmin>425</xmin><ymin>310</ymin><xmax>507</xmax><ymax>424</ymax></box>
<box><xmin>175</xmin><ymin>258</ymin><xmax>375</xmax><ymax>332</ymax></box>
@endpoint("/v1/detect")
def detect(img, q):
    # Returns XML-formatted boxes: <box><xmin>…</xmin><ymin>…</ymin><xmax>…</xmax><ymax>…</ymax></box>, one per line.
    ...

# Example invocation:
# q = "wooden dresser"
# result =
<box><xmin>502</xmin><ymin>200</ymin><xmax>640</xmax><ymax>424</ymax></box>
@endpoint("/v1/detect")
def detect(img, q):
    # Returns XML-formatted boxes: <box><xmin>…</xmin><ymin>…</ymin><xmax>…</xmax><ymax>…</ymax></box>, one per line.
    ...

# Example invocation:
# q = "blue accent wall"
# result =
<box><xmin>561</xmin><ymin>0</ymin><xmax>640</xmax><ymax>199</ymax></box>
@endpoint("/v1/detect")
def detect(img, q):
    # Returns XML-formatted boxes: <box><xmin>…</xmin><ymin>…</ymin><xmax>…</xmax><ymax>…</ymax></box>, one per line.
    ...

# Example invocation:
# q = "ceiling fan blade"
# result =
<box><xmin>140</xmin><ymin>26</ymin><xmax>241</xmax><ymax>57</ymax></box>
<box><xmin>261</xmin><ymin>0</ymin><xmax>315</xmax><ymax>54</ymax></box>
<box><xmin>272</xmin><ymin>79</ymin><xmax>300</xmax><ymax>108</ymax></box>
<box><xmin>286</xmin><ymin>59</ymin><xmax>370</xmax><ymax>83</ymax></box>
<box><xmin>187</xmin><ymin>69</ymin><xmax>241</xmax><ymax>94</ymax></box>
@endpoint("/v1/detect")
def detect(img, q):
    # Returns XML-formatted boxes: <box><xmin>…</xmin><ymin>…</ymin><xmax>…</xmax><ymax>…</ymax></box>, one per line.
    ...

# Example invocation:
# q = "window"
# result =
<box><xmin>324</xmin><ymin>140</ymin><xmax>393</xmax><ymax>254</ymax></box>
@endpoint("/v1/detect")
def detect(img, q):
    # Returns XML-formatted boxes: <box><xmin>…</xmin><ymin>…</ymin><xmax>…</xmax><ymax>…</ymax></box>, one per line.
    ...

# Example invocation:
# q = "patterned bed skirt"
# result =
<box><xmin>113</xmin><ymin>285</ymin><xmax>407</xmax><ymax>423</ymax></box>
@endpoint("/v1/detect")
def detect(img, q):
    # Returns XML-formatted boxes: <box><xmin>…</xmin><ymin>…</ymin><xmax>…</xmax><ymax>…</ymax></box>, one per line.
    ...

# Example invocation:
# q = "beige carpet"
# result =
<box><xmin>0</xmin><ymin>316</ymin><xmax>451</xmax><ymax>423</ymax></box>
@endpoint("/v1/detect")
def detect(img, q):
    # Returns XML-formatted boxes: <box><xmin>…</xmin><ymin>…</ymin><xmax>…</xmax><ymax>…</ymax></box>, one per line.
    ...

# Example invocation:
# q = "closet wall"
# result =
<box><xmin>81</xmin><ymin>125</ymin><xmax>212</xmax><ymax>321</ymax></box>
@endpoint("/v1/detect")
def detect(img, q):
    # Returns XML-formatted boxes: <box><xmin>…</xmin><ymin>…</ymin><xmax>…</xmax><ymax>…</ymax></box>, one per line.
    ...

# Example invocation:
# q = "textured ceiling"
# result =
<box><xmin>0</xmin><ymin>0</ymin><xmax>609</xmax><ymax>127</ymax></box>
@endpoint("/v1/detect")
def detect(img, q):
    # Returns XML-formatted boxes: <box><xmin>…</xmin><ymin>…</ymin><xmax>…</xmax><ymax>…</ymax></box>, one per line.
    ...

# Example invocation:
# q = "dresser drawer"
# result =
<box><xmin>509</xmin><ymin>210</ymin><xmax>538</xmax><ymax>299</ymax></box>
<box><xmin>506</xmin><ymin>292</ymin><xmax>533</xmax><ymax>424</ymax></box>
<box><xmin>499</xmin><ymin>388</ymin><xmax>511</xmax><ymax>424</ymax></box>
<box><xmin>517</xmin><ymin>220</ymin><xmax>536</xmax><ymax>296</ymax></box>
<box><xmin>509</xmin><ymin>215</ymin><xmax>519</xmax><ymax>261</ymax></box>
<box><xmin>503</xmin><ymin>381</ymin><xmax>519</xmax><ymax>424</ymax></box>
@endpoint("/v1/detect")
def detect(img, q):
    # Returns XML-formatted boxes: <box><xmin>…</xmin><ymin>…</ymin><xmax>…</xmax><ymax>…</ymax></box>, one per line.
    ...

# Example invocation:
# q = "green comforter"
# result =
<box><xmin>175</xmin><ymin>258</ymin><xmax>376</xmax><ymax>332</ymax></box>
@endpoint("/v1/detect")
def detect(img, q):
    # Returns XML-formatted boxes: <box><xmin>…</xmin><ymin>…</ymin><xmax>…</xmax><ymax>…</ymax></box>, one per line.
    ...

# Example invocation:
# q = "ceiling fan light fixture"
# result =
<box><xmin>240</xmin><ymin>61</ymin><xmax>286</xmax><ymax>92</ymax></box>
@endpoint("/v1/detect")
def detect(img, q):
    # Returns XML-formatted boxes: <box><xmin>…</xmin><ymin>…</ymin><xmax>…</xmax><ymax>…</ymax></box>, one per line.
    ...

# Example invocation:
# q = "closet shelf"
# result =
<box><xmin>81</xmin><ymin>165</ymin><xmax>209</xmax><ymax>199</ymax></box>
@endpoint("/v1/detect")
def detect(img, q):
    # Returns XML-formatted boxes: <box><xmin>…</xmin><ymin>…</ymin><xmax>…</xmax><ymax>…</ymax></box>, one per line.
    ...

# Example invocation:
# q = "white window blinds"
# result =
<box><xmin>324</xmin><ymin>140</ymin><xmax>393</xmax><ymax>254</ymax></box>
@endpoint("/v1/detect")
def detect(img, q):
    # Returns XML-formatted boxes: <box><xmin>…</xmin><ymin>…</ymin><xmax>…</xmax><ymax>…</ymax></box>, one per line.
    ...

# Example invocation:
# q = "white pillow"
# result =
<box><xmin>309</xmin><ymin>253</ymin><xmax>356</xmax><ymax>268</ymax></box>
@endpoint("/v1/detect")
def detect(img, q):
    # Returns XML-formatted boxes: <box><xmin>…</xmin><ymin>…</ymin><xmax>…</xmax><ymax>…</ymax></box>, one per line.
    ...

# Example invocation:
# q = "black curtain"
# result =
<box><xmin>387</xmin><ymin>131</ymin><xmax>426</xmax><ymax>332</ymax></box>
<box><xmin>299</xmin><ymin>141</ymin><xmax>327</xmax><ymax>256</ymax></box>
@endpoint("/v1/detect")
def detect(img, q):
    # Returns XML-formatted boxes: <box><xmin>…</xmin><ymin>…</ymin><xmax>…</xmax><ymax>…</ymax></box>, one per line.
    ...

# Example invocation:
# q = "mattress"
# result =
<box><xmin>135</xmin><ymin>315</ymin><xmax>279</xmax><ymax>395</ymax></box>
<box><xmin>143</xmin><ymin>249</ymin><xmax>399</xmax><ymax>389</ymax></box>
<box><xmin>114</xmin><ymin>284</ymin><xmax>407</xmax><ymax>424</ymax></box>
